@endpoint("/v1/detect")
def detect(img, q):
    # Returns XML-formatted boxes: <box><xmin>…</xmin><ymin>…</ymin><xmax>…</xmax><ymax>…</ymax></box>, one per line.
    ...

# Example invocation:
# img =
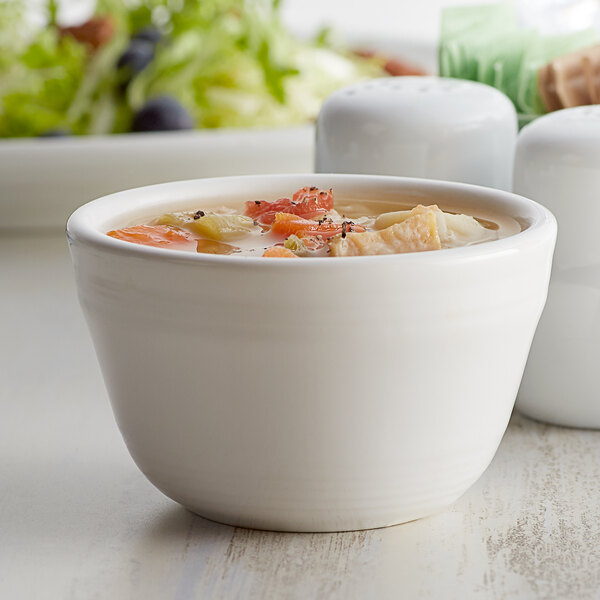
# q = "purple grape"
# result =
<box><xmin>132</xmin><ymin>96</ymin><xmax>194</xmax><ymax>132</ymax></box>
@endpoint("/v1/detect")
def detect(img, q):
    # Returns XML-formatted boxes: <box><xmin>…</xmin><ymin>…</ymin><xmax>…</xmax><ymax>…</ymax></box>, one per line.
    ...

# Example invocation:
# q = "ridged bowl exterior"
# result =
<box><xmin>67</xmin><ymin>174</ymin><xmax>556</xmax><ymax>531</ymax></box>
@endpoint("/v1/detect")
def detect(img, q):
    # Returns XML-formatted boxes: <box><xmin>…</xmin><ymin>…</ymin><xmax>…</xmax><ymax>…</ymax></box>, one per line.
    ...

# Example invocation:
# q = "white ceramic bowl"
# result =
<box><xmin>515</xmin><ymin>106</ymin><xmax>600</xmax><ymax>428</ymax></box>
<box><xmin>67</xmin><ymin>174</ymin><xmax>556</xmax><ymax>532</ymax></box>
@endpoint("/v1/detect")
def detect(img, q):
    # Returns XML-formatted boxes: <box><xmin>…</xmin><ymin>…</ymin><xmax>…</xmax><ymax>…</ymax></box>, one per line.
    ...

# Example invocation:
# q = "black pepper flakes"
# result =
<box><xmin>193</xmin><ymin>210</ymin><xmax>205</xmax><ymax>220</ymax></box>
<box><xmin>255</xmin><ymin>200</ymin><xmax>261</xmax><ymax>205</ymax></box>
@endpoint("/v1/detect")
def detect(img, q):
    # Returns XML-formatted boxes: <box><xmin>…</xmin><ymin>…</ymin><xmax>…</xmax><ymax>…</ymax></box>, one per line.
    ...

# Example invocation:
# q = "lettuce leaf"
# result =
<box><xmin>0</xmin><ymin>0</ymin><xmax>383</xmax><ymax>137</ymax></box>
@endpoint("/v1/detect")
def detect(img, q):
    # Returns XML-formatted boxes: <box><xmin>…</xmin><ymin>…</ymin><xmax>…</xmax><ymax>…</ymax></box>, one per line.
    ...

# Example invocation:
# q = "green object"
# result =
<box><xmin>0</xmin><ymin>0</ymin><xmax>383</xmax><ymax>138</ymax></box>
<box><xmin>0</xmin><ymin>34</ymin><xmax>96</xmax><ymax>137</ymax></box>
<box><xmin>156</xmin><ymin>211</ymin><xmax>257</xmax><ymax>241</ymax></box>
<box><xmin>439</xmin><ymin>3</ymin><xmax>600</xmax><ymax>118</ymax></box>
<box><xmin>284</xmin><ymin>234</ymin><xmax>310</xmax><ymax>256</ymax></box>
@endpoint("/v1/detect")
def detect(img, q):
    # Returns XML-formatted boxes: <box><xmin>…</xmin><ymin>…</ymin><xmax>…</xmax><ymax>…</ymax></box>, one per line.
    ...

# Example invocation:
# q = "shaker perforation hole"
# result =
<box><xmin>561</xmin><ymin>105</ymin><xmax>600</xmax><ymax>121</ymax></box>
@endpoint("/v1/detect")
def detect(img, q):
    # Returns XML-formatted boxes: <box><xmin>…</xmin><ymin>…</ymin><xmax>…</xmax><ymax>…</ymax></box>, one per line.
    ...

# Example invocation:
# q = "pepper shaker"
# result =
<box><xmin>515</xmin><ymin>105</ymin><xmax>600</xmax><ymax>428</ymax></box>
<box><xmin>315</xmin><ymin>77</ymin><xmax>518</xmax><ymax>191</ymax></box>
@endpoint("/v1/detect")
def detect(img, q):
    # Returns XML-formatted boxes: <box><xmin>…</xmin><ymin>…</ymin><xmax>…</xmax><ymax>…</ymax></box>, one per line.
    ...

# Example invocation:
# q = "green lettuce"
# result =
<box><xmin>439</xmin><ymin>2</ymin><xmax>600</xmax><ymax>118</ymax></box>
<box><xmin>0</xmin><ymin>0</ymin><xmax>383</xmax><ymax>137</ymax></box>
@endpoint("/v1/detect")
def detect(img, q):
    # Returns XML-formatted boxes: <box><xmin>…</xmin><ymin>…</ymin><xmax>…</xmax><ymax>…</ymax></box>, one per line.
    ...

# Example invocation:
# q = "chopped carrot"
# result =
<box><xmin>263</xmin><ymin>246</ymin><xmax>298</xmax><ymax>258</ymax></box>
<box><xmin>107</xmin><ymin>225</ymin><xmax>197</xmax><ymax>249</ymax></box>
<box><xmin>270</xmin><ymin>213</ymin><xmax>366</xmax><ymax>240</ymax></box>
<box><xmin>244</xmin><ymin>187</ymin><xmax>334</xmax><ymax>224</ymax></box>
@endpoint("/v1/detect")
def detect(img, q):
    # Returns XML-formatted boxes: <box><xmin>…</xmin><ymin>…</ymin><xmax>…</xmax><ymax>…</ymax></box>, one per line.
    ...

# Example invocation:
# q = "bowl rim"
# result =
<box><xmin>66</xmin><ymin>173</ymin><xmax>556</xmax><ymax>266</ymax></box>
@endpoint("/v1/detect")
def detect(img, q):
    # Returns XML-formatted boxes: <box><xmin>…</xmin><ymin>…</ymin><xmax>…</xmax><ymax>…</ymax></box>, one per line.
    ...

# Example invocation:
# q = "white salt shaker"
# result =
<box><xmin>515</xmin><ymin>106</ymin><xmax>600</xmax><ymax>428</ymax></box>
<box><xmin>315</xmin><ymin>77</ymin><xmax>517</xmax><ymax>191</ymax></box>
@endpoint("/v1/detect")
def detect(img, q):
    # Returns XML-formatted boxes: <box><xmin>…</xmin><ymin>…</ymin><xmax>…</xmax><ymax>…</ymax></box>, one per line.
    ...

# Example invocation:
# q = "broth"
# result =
<box><xmin>107</xmin><ymin>187</ymin><xmax>522</xmax><ymax>258</ymax></box>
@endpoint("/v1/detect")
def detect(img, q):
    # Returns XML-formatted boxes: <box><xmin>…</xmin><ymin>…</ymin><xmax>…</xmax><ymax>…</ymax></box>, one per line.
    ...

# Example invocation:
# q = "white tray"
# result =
<box><xmin>1</xmin><ymin>127</ymin><xmax>314</xmax><ymax>230</ymax></box>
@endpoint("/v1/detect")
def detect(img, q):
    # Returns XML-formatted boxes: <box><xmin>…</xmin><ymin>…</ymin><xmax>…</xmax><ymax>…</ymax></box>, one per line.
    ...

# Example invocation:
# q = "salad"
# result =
<box><xmin>0</xmin><ymin>0</ymin><xmax>416</xmax><ymax>138</ymax></box>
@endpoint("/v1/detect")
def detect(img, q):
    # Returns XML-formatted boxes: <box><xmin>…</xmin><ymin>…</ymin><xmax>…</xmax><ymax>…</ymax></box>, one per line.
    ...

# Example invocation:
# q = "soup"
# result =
<box><xmin>107</xmin><ymin>186</ymin><xmax>521</xmax><ymax>257</ymax></box>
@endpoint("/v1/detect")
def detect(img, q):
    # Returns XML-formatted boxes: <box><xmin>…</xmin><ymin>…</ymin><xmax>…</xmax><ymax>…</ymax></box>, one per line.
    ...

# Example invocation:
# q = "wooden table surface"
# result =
<box><xmin>2</xmin><ymin>232</ymin><xmax>600</xmax><ymax>599</ymax></box>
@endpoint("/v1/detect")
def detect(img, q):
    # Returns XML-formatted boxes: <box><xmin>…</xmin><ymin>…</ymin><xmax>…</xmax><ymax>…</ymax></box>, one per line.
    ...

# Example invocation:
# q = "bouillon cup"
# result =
<box><xmin>67</xmin><ymin>174</ymin><xmax>556</xmax><ymax>531</ymax></box>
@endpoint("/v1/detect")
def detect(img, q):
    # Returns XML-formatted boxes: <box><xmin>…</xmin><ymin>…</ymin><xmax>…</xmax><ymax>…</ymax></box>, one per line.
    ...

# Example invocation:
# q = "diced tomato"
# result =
<box><xmin>245</xmin><ymin>187</ymin><xmax>334</xmax><ymax>224</ymax></box>
<box><xmin>291</xmin><ymin>186</ymin><xmax>334</xmax><ymax>209</ymax></box>
<box><xmin>270</xmin><ymin>213</ymin><xmax>366</xmax><ymax>240</ymax></box>
<box><xmin>107</xmin><ymin>225</ymin><xmax>197</xmax><ymax>249</ymax></box>
<box><xmin>263</xmin><ymin>246</ymin><xmax>298</xmax><ymax>258</ymax></box>
<box><xmin>245</xmin><ymin>198</ymin><xmax>296</xmax><ymax>223</ymax></box>
<box><xmin>60</xmin><ymin>16</ymin><xmax>115</xmax><ymax>50</ymax></box>
<box><xmin>353</xmin><ymin>49</ymin><xmax>426</xmax><ymax>76</ymax></box>
<box><xmin>383</xmin><ymin>58</ymin><xmax>426</xmax><ymax>77</ymax></box>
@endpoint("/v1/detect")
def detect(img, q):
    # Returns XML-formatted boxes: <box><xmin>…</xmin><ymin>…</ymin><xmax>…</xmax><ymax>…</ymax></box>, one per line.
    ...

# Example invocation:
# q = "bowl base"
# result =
<box><xmin>181</xmin><ymin>499</ymin><xmax>461</xmax><ymax>533</ymax></box>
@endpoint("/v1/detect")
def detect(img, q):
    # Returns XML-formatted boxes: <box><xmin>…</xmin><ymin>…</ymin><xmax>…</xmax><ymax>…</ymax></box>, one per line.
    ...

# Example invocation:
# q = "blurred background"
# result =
<box><xmin>21</xmin><ymin>0</ymin><xmax>600</xmax><ymax>39</ymax></box>
<box><xmin>2</xmin><ymin>0</ymin><xmax>600</xmax><ymax>227</ymax></box>
<box><xmin>5</xmin><ymin>0</ymin><xmax>600</xmax><ymax>140</ymax></box>
<box><xmin>23</xmin><ymin>0</ymin><xmax>482</xmax><ymax>40</ymax></box>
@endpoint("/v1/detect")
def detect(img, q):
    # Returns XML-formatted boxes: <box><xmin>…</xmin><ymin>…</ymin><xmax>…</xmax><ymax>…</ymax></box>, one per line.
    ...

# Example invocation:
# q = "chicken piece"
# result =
<box><xmin>374</xmin><ymin>204</ymin><xmax>438</xmax><ymax>230</ymax></box>
<box><xmin>439</xmin><ymin>212</ymin><xmax>497</xmax><ymax>247</ymax></box>
<box><xmin>329</xmin><ymin>207</ymin><xmax>441</xmax><ymax>257</ymax></box>
<box><xmin>375</xmin><ymin>205</ymin><xmax>496</xmax><ymax>248</ymax></box>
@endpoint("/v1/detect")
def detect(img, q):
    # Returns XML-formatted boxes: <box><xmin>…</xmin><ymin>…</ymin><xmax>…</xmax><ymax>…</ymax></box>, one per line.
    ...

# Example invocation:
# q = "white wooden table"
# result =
<box><xmin>2</xmin><ymin>231</ymin><xmax>600</xmax><ymax>599</ymax></box>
